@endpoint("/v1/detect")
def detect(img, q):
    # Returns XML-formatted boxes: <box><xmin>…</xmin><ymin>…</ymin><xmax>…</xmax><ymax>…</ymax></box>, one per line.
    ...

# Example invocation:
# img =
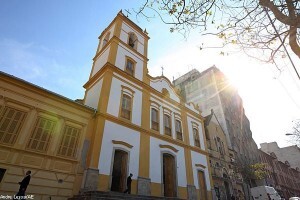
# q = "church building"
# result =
<box><xmin>0</xmin><ymin>11</ymin><xmax>212</xmax><ymax>200</ymax></box>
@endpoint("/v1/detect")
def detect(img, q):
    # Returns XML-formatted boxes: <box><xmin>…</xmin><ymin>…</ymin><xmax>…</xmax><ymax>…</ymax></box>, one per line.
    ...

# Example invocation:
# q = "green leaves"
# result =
<box><xmin>169</xmin><ymin>3</ymin><xmax>178</xmax><ymax>15</ymax></box>
<box><xmin>218</xmin><ymin>32</ymin><xmax>226</xmax><ymax>39</ymax></box>
<box><xmin>250</xmin><ymin>163</ymin><xmax>269</xmax><ymax>180</ymax></box>
<box><xmin>183</xmin><ymin>9</ymin><xmax>190</xmax><ymax>14</ymax></box>
<box><xmin>206</xmin><ymin>10</ymin><xmax>213</xmax><ymax>16</ymax></box>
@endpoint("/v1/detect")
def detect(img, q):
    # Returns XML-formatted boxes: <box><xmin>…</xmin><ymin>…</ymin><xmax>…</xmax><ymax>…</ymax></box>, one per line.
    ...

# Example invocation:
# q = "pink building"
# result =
<box><xmin>259</xmin><ymin>149</ymin><xmax>300</xmax><ymax>199</ymax></box>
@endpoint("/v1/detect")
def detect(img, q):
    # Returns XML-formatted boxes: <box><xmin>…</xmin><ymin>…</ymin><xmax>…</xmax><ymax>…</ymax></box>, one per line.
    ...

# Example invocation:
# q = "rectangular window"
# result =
<box><xmin>151</xmin><ymin>108</ymin><xmax>159</xmax><ymax>131</ymax></box>
<box><xmin>164</xmin><ymin>114</ymin><xmax>171</xmax><ymax>136</ymax></box>
<box><xmin>0</xmin><ymin>106</ymin><xmax>26</xmax><ymax>145</ymax></box>
<box><xmin>193</xmin><ymin>128</ymin><xmax>200</xmax><ymax>147</ymax></box>
<box><xmin>27</xmin><ymin>117</ymin><xmax>56</xmax><ymax>152</ymax></box>
<box><xmin>57</xmin><ymin>125</ymin><xmax>80</xmax><ymax>158</ymax></box>
<box><xmin>175</xmin><ymin>120</ymin><xmax>183</xmax><ymax>140</ymax></box>
<box><xmin>280</xmin><ymin>175</ymin><xmax>285</xmax><ymax>185</ymax></box>
<box><xmin>121</xmin><ymin>94</ymin><xmax>131</xmax><ymax>120</ymax></box>
<box><xmin>220</xmin><ymin>141</ymin><xmax>225</xmax><ymax>156</ymax></box>
<box><xmin>0</xmin><ymin>168</ymin><xmax>6</xmax><ymax>182</ymax></box>
<box><xmin>125</xmin><ymin>60</ymin><xmax>134</xmax><ymax>76</ymax></box>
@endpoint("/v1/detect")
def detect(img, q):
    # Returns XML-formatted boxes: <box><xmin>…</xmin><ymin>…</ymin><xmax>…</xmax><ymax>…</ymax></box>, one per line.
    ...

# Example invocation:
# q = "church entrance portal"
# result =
<box><xmin>163</xmin><ymin>153</ymin><xmax>177</xmax><ymax>197</ymax></box>
<box><xmin>224</xmin><ymin>180</ymin><xmax>231</xmax><ymax>200</ymax></box>
<box><xmin>198</xmin><ymin>170</ymin><xmax>208</xmax><ymax>200</ymax></box>
<box><xmin>111</xmin><ymin>149</ymin><xmax>128</xmax><ymax>192</ymax></box>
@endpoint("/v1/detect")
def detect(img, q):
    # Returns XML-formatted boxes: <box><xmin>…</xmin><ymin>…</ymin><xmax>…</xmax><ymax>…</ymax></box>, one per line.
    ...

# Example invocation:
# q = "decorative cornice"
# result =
<box><xmin>195</xmin><ymin>163</ymin><xmax>206</xmax><ymax>169</ymax></box>
<box><xmin>112</xmin><ymin>140</ymin><xmax>133</xmax><ymax>149</ymax></box>
<box><xmin>86</xmin><ymin>63</ymin><xmax>204</xmax><ymax>121</ymax></box>
<box><xmin>159</xmin><ymin>144</ymin><xmax>178</xmax><ymax>153</ymax></box>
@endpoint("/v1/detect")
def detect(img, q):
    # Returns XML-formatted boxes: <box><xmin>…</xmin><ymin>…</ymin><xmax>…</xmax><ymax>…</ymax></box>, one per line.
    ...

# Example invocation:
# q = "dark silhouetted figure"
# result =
<box><xmin>15</xmin><ymin>170</ymin><xmax>31</xmax><ymax>197</ymax></box>
<box><xmin>124</xmin><ymin>173</ymin><xmax>133</xmax><ymax>194</ymax></box>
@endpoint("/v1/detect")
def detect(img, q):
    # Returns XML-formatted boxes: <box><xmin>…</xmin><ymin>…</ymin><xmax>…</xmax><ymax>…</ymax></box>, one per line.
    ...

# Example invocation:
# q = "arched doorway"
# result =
<box><xmin>223</xmin><ymin>173</ymin><xmax>231</xmax><ymax>200</ymax></box>
<box><xmin>111</xmin><ymin>149</ymin><xmax>128</xmax><ymax>192</ymax></box>
<box><xmin>224</xmin><ymin>181</ymin><xmax>231</xmax><ymax>200</ymax></box>
<box><xmin>163</xmin><ymin>153</ymin><xmax>177</xmax><ymax>197</ymax></box>
<box><xmin>198</xmin><ymin>170</ymin><xmax>208</xmax><ymax>200</ymax></box>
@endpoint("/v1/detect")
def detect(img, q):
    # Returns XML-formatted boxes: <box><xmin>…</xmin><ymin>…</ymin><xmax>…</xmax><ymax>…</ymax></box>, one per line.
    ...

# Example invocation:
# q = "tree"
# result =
<box><xmin>236</xmin><ymin>160</ymin><xmax>268</xmax><ymax>186</ymax></box>
<box><xmin>135</xmin><ymin>0</ymin><xmax>300</xmax><ymax>64</ymax></box>
<box><xmin>250</xmin><ymin>163</ymin><xmax>269</xmax><ymax>180</ymax></box>
<box><xmin>287</xmin><ymin>119</ymin><xmax>300</xmax><ymax>146</ymax></box>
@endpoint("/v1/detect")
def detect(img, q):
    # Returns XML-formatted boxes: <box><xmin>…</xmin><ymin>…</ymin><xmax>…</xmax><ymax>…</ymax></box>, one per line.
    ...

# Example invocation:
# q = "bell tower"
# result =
<box><xmin>81</xmin><ymin>11</ymin><xmax>151</xmax><ymax>194</ymax></box>
<box><xmin>83</xmin><ymin>11</ymin><xmax>150</xmax><ymax>110</ymax></box>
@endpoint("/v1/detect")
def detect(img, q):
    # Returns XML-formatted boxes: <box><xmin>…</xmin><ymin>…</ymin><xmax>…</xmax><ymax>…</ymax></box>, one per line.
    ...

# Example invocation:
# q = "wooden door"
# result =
<box><xmin>163</xmin><ymin>153</ymin><xmax>176</xmax><ymax>197</ymax></box>
<box><xmin>198</xmin><ymin>170</ymin><xmax>208</xmax><ymax>200</ymax></box>
<box><xmin>224</xmin><ymin>181</ymin><xmax>231</xmax><ymax>200</ymax></box>
<box><xmin>111</xmin><ymin>150</ymin><xmax>128</xmax><ymax>192</ymax></box>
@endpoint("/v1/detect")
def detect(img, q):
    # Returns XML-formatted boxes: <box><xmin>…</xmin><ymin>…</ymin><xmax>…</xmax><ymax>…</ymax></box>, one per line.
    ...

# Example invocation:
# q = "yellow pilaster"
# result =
<box><xmin>143</xmin><ymin>61</ymin><xmax>150</xmax><ymax>85</ymax></box>
<box><xmin>142</xmin><ymin>36</ymin><xmax>150</xmax><ymax>84</ymax></box>
<box><xmin>181</xmin><ymin>111</ymin><xmax>194</xmax><ymax>185</ymax></box>
<box><xmin>105</xmin><ymin>17</ymin><xmax>122</xmax><ymax>66</ymax></box>
<box><xmin>97</xmin><ymin>70</ymin><xmax>113</xmax><ymax>113</ymax></box>
<box><xmin>107</xmin><ymin>40</ymin><xmax>119</xmax><ymax>66</ymax></box>
<box><xmin>88</xmin><ymin>70</ymin><xmax>113</xmax><ymax>168</ymax></box>
<box><xmin>201</xmin><ymin>121</ymin><xmax>213</xmax><ymax>193</ymax></box>
<box><xmin>138</xmin><ymin>90</ymin><xmax>150</xmax><ymax>177</ymax></box>
<box><xmin>113</xmin><ymin>17</ymin><xmax>122</xmax><ymax>38</ymax></box>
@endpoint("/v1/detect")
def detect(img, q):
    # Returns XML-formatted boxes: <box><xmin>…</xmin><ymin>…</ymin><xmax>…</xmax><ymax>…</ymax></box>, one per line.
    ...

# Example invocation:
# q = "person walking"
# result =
<box><xmin>15</xmin><ymin>170</ymin><xmax>31</xmax><ymax>197</ymax></box>
<box><xmin>124</xmin><ymin>173</ymin><xmax>133</xmax><ymax>194</ymax></box>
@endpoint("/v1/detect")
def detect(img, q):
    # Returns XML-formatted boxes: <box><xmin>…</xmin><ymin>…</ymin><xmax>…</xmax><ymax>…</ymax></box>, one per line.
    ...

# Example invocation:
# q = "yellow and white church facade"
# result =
<box><xmin>0</xmin><ymin>12</ymin><xmax>212</xmax><ymax>199</ymax></box>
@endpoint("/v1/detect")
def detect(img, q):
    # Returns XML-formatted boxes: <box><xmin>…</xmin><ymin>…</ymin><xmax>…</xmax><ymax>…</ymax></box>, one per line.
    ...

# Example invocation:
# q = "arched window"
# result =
<box><xmin>121</xmin><ymin>94</ymin><xmax>132</xmax><ymax>120</ymax></box>
<box><xmin>175</xmin><ymin>119</ymin><xmax>183</xmax><ymax>140</ymax></box>
<box><xmin>151</xmin><ymin>108</ymin><xmax>159</xmax><ymax>131</ymax></box>
<box><xmin>102</xmin><ymin>32</ymin><xmax>110</xmax><ymax>48</ymax></box>
<box><xmin>193</xmin><ymin>128</ymin><xmax>200</xmax><ymax>147</ymax></box>
<box><xmin>164</xmin><ymin>114</ymin><xmax>171</xmax><ymax>136</ymax></box>
<box><xmin>119</xmin><ymin>86</ymin><xmax>135</xmax><ymax>121</ymax></box>
<box><xmin>128</xmin><ymin>32</ymin><xmax>137</xmax><ymax>49</ymax></box>
<box><xmin>125</xmin><ymin>59</ymin><xmax>134</xmax><ymax>76</ymax></box>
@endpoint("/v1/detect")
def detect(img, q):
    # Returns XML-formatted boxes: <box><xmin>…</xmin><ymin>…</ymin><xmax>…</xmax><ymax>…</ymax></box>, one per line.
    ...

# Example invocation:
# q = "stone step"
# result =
<box><xmin>68</xmin><ymin>191</ymin><xmax>183</xmax><ymax>200</ymax></box>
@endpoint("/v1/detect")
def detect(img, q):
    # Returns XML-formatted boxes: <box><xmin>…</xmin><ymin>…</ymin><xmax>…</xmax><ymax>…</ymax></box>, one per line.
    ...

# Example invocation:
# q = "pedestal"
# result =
<box><xmin>187</xmin><ymin>184</ymin><xmax>197</xmax><ymax>200</ymax></box>
<box><xmin>82</xmin><ymin>168</ymin><xmax>99</xmax><ymax>191</ymax></box>
<box><xmin>137</xmin><ymin>176</ymin><xmax>151</xmax><ymax>195</ymax></box>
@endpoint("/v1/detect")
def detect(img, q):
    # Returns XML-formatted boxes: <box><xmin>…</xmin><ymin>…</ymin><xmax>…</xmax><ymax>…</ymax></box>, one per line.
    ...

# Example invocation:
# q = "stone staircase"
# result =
<box><xmin>68</xmin><ymin>191</ymin><xmax>184</xmax><ymax>200</ymax></box>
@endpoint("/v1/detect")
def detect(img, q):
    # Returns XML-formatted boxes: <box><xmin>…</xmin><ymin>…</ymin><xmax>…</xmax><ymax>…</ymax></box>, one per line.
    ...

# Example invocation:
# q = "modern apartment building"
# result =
<box><xmin>173</xmin><ymin>67</ymin><xmax>259</xmax><ymax>199</ymax></box>
<box><xmin>173</xmin><ymin>67</ymin><xmax>258</xmax><ymax>164</ymax></box>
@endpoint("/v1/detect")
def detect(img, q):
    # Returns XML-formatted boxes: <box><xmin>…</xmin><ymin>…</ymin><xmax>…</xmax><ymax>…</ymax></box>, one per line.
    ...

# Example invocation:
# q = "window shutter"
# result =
<box><xmin>0</xmin><ymin>107</ymin><xmax>26</xmax><ymax>145</ymax></box>
<box><xmin>27</xmin><ymin>117</ymin><xmax>56</xmax><ymax>152</ymax></box>
<box><xmin>58</xmin><ymin>125</ymin><xmax>80</xmax><ymax>158</ymax></box>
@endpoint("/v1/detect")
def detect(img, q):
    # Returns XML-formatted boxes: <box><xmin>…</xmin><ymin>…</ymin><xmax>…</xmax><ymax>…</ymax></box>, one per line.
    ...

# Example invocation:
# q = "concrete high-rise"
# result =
<box><xmin>261</xmin><ymin>142</ymin><xmax>300</xmax><ymax>169</ymax></box>
<box><xmin>174</xmin><ymin>67</ymin><xmax>259</xmax><ymax>199</ymax></box>
<box><xmin>173</xmin><ymin>66</ymin><xmax>258</xmax><ymax>164</ymax></box>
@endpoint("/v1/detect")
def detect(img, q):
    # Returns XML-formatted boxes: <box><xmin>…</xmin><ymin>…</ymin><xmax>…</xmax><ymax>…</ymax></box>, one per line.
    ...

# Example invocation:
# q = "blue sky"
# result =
<box><xmin>0</xmin><ymin>0</ymin><xmax>182</xmax><ymax>99</ymax></box>
<box><xmin>0</xmin><ymin>0</ymin><xmax>148</xmax><ymax>99</ymax></box>
<box><xmin>1</xmin><ymin>1</ymin><xmax>300</xmax><ymax>148</ymax></box>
